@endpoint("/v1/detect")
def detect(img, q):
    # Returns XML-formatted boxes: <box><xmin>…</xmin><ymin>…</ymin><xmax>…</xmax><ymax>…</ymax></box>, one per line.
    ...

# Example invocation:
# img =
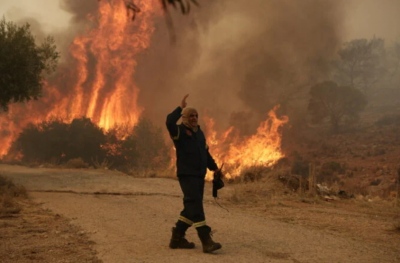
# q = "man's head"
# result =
<box><xmin>182</xmin><ymin>107</ymin><xmax>198</xmax><ymax>130</ymax></box>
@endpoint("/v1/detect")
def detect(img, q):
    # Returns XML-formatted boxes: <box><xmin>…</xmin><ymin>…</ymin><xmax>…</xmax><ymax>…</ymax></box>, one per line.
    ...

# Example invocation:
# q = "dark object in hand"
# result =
<box><xmin>212</xmin><ymin>169</ymin><xmax>224</xmax><ymax>198</ymax></box>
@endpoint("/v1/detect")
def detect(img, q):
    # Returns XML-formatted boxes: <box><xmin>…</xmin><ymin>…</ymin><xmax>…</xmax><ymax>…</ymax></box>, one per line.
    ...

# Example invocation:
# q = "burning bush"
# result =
<box><xmin>8</xmin><ymin>117</ymin><xmax>170</xmax><ymax>174</ymax></box>
<box><xmin>12</xmin><ymin>117</ymin><xmax>107</xmax><ymax>165</ymax></box>
<box><xmin>66</xmin><ymin>118</ymin><xmax>108</xmax><ymax>164</ymax></box>
<box><xmin>13</xmin><ymin>119</ymin><xmax>69</xmax><ymax>164</ymax></box>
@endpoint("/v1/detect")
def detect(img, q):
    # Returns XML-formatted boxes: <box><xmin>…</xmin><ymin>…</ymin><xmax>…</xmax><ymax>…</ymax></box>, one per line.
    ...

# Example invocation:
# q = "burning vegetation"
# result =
<box><xmin>0</xmin><ymin>0</ymin><xmax>289</xmax><ymax>179</ymax></box>
<box><xmin>1</xmin><ymin>0</ymin><xmax>400</xmax><ymax>200</ymax></box>
<box><xmin>5</xmin><ymin>117</ymin><xmax>170</xmax><ymax>175</ymax></box>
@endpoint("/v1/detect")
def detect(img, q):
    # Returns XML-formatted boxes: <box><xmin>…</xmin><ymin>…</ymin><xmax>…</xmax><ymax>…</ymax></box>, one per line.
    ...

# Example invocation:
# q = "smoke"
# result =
<box><xmin>59</xmin><ymin>0</ymin><xmax>98</xmax><ymax>23</ymax></box>
<box><xmin>343</xmin><ymin>0</ymin><xmax>400</xmax><ymax>42</ymax></box>
<box><xmin>135</xmin><ymin>0</ymin><xmax>346</xmax><ymax>133</ymax></box>
<box><xmin>0</xmin><ymin>0</ymin><xmax>348</xmax><ymax>157</ymax></box>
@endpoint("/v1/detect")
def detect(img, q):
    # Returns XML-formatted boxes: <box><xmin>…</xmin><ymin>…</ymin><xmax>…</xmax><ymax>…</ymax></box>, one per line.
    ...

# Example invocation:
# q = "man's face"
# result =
<box><xmin>188</xmin><ymin>112</ymin><xmax>198</xmax><ymax>127</ymax></box>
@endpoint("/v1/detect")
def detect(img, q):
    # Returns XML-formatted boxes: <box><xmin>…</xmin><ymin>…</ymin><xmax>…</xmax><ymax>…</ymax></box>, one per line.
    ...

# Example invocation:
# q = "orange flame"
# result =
<box><xmin>0</xmin><ymin>1</ymin><xmax>289</xmax><ymax>180</ymax></box>
<box><xmin>0</xmin><ymin>0</ymin><xmax>159</xmax><ymax>157</ymax></box>
<box><xmin>204</xmin><ymin>106</ymin><xmax>289</xmax><ymax>179</ymax></box>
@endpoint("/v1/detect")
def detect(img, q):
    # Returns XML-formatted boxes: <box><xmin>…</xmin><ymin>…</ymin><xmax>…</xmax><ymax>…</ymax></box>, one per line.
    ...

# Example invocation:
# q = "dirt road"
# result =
<box><xmin>1</xmin><ymin>164</ymin><xmax>399</xmax><ymax>263</ymax></box>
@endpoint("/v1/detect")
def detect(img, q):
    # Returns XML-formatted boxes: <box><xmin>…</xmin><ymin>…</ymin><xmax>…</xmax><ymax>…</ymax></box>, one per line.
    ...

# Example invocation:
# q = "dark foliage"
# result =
<box><xmin>11</xmin><ymin>117</ymin><xmax>170</xmax><ymax>173</ymax></box>
<box><xmin>308</xmin><ymin>81</ymin><xmax>367</xmax><ymax>132</ymax></box>
<box><xmin>15</xmin><ymin>119</ymin><xmax>69</xmax><ymax>164</ymax></box>
<box><xmin>13</xmin><ymin>117</ymin><xmax>107</xmax><ymax>165</ymax></box>
<box><xmin>120</xmin><ymin>118</ymin><xmax>170</xmax><ymax>171</ymax></box>
<box><xmin>66</xmin><ymin>117</ymin><xmax>108</xmax><ymax>164</ymax></box>
<box><xmin>0</xmin><ymin>18</ymin><xmax>59</xmax><ymax>111</ymax></box>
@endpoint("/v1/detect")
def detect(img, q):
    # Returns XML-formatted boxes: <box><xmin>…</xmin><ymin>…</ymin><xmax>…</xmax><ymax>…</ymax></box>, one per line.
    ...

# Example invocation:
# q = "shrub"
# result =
<box><xmin>0</xmin><ymin>174</ymin><xmax>27</xmax><ymax>215</ymax></box>
<box><xmin>65</xmin><ymin>117</ymin><xmax>107</xmax><ymax>164</ymax></box>
<box><xmin>11</xmin><ymin>117</ymin><xmax>171</xmax><ymax>175</ymax></box>
<box><xmin>11</xmin><ymin>117</ymin><xmax>107</xmax><ymax>166</ymax></box>
<box><xmin>0</xmin><ymin>175</ymin><xmax>27</xmax><ymax>198</ymax></box>
<box><xmin>121</xmin><ymin>118</ymin><xmax>170</xmax><ymax>173</ymax></box>
<box><xmin>13</xmin><ymin>119</ymin><xmax>69</xmax><ymax>164</ymax></box>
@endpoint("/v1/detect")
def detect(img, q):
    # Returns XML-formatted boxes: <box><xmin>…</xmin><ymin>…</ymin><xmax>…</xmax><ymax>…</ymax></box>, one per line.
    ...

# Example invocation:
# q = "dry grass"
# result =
<box><xmin>225</xmin><ymin>167</ymin><xmax>293</xmax><ymax>205</ymax></box>
<box><xmin>64</xmin><ymin>158</ymin><xmax>89</xmax><ymax>169</ymax></box>
<box><xmin>0</xmin><ymin>174</ymin><xmax>27</xmax><ymax>216</ymax></box>
<box><xmin>222</xmin><ymin>171</ymin><xmax>400</xmax><ymax>250</ymax></box>
<box><xmin>92</xmin><ymin>157</ymin><xmax>113</xmax><ymax>170</ymax></box>
<box><xmin>127</xmin><ymin>165</ymin><xmax>176</xmax><ymax>179</ymax></box>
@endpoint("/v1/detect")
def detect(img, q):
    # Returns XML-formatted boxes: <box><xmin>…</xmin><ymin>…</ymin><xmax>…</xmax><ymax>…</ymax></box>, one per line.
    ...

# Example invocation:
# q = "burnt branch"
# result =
<box><xmin>125</xmin><ymin>0</ymin><xmax>141</xmax><ymax>20</ymax></box>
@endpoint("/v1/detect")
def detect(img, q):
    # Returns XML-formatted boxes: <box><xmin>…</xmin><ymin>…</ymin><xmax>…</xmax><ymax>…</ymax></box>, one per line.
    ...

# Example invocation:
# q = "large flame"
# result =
<box><xmin>204</xmin><ymin>106</ymin><xmax>288</xmax><ymax>179</ymax></box>
<box><xmin>47</xmin><ymin>0</ymin><xmax>157</xmax><ymax>129</ymax></box>
<box><xmin>0</xmin><ymin>1</ymin><xmax>289</xmax><ymax>178</ymax></box>
<box><xmin>0</xmin><ymin>0</ymin><xmax>158</xmax><ymax>156</ymax></box>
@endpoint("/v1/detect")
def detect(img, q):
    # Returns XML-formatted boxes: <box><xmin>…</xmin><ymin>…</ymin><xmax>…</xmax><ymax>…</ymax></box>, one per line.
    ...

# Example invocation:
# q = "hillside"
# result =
<box><xmin>282</xmin><ymin>106</ymin><xmax>400</xmax><ymax>199</ymax></box>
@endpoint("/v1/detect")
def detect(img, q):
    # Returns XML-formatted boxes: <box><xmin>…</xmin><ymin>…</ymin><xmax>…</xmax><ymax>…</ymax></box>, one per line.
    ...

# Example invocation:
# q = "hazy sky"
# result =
<box><xmin>1</xmin><ymin>0</ymin><xmax>399</xmax><ymax>42</ymax></box>
<box><xmin>0</xmin><ymin>0</ymin><xmax>71</xmax><ymax>32</ymax></box>
<box><xmin>344</xmin><ymin>0</ymin><xmax>400</xmax><ymax>43</ymax></box>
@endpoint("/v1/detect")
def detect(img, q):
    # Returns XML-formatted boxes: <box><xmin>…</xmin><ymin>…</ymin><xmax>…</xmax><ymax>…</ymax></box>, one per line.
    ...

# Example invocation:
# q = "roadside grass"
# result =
<box><xmin>221</xmin><ymin>166</ymin><xmax>400</xmax><ymax>234</ymax></box>
<box><xmin>224</xmin><ymin>167</ymin><xmax>292</xmax><ymax>205</ymax></box>
<box><xmin>3</xmin><ymin>161</ymin><xmax>400</xmax><ymax>232</ymax></box>
<box><xmin>0</xmin><ymin>174</ymin><xmax>27</xmax><ymax>216</ymax></box>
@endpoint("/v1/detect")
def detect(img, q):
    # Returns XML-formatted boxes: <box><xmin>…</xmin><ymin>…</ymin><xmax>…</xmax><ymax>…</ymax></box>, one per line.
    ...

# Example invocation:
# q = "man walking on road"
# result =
<box><xmin>166</xmin><ymin>94</ymin><xmax>222</xmax><ymax>253</ymax></box>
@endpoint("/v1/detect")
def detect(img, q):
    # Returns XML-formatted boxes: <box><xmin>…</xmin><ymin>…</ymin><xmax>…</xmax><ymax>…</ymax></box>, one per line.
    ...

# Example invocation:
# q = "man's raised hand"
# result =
<box><xmin>181</xmin><ymin>94</ymin><xmax>189</xmax><ymax>109</ymax></box>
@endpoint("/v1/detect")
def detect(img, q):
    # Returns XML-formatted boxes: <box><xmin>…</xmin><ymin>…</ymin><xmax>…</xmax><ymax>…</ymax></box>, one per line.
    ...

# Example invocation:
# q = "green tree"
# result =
<box><xmin>0</xmin><ymin>17</ymin><xmax>59</xmax><ymax>111</ymax></box>
<box><xmin>308</xmin><ymin>81</ymin><xmax>367</xmax><ymax>132</ymax></box>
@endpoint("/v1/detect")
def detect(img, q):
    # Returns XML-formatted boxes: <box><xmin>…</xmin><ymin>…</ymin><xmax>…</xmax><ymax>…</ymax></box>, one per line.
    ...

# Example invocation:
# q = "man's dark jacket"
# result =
<box><xmin>166</xmin><ymin>107</ymin><xmax>218</xmax><ymax>177</ymax></box>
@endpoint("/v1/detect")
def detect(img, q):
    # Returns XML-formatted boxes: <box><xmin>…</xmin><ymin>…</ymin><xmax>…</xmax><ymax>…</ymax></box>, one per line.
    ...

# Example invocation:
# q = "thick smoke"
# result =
<box><xmin>59</xmin><ymin>0</ymin><xmax>98</xmax><ymax>23</ymax></box>
<box><xmin>0</xmin><ymin>0</ymin><xmax>347</xmax><ymax>157</ymax></box>
<box><xmin>5</xmin><ymin>0</ymin><xmax>347</xmax><ymax>129</ymax></box>
<box><xmin>135</xmin><ymin>0</ymin><xmax>346</xmax><ymax>134</ymax></box>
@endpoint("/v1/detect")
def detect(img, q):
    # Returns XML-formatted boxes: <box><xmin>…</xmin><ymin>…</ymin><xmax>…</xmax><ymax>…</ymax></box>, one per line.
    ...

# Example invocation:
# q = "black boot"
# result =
<box><xmin>169</xmin><ymin>227</ymin><xmax>195</xmax><ymax>249</ymax></box>
<box><xmin>197</xmin><ymin>226</ymin><xmax>222</xmax><ymax>253</ymax></box>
